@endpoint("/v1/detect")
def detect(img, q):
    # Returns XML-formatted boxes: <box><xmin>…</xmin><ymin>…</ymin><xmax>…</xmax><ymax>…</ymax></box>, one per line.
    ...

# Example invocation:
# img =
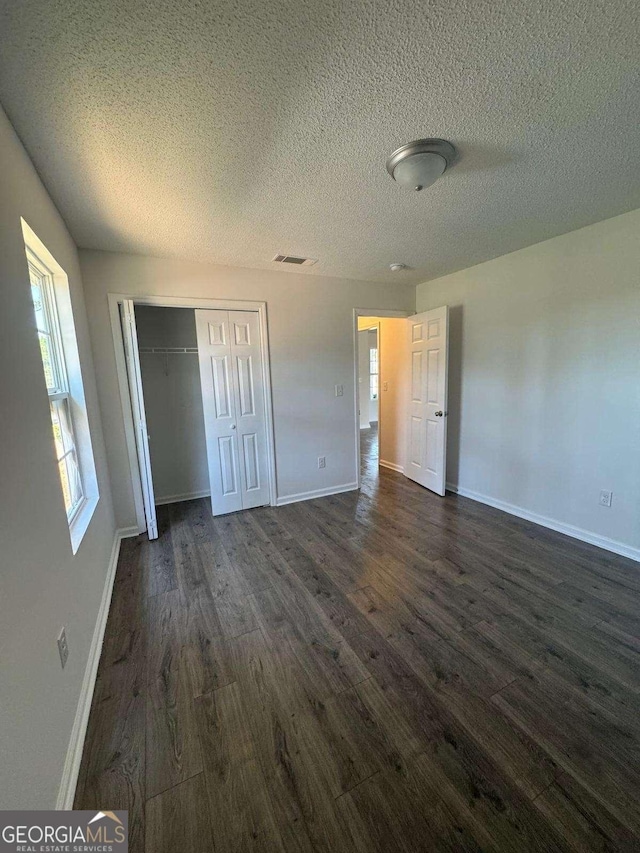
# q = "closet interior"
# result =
<box><xmin>136</xmin><ymin>306</ymin><xmax>209</xmax><ymax>505</ymax></box>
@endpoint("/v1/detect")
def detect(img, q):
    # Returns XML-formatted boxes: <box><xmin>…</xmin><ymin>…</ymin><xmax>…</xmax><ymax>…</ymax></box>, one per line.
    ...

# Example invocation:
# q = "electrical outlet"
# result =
<box><xmin>335</xmin><ymin>384</ymin><xmax>344</xmax><ymax>397</ymax></box>
<box><xmin>599</xmin><ymin>490</ymin><xmax>612</xmax><ymax>507</ymax></box>
<box><xmin>57</xmin><ymin>627</ymin><xmax>69</xmax><ymax>669</ymax></box>
<box><xmin>318</xmin><ymin>456</ymin><xmax>326</xmax><ymax>469</ymax></box>
<box><xmin>383</xmin><ymin>381</ymin><xmax>388</xmax><ymax>391</ymax></box>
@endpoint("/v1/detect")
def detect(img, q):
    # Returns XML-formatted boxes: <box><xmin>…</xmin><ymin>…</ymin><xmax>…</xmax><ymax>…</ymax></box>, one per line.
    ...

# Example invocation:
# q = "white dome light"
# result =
<box><xmin>386</xmin><ymin>139</ymin><xmax>456</xmax><ymax>191</ymax></box>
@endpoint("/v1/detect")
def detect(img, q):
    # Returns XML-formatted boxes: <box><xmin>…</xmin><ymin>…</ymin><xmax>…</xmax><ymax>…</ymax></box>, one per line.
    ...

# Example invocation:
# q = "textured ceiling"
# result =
<box><xmin>1</xmin><ymin>0</ymin><xmax>639</xmax><ymax>285</ymax></box>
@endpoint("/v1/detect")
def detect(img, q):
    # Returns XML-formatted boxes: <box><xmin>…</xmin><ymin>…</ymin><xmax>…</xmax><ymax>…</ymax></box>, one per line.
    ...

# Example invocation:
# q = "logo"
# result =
<box><xmin>0</xmin><ymin>810</ymin><xmax>128</xmax><ymax>852</ymax></box>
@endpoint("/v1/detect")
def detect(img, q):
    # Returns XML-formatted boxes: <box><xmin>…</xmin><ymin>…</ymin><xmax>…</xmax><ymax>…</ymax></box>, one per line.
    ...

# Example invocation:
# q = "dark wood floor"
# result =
<box><xmin>76</xmin><ymin>425</ymin><xmax>640</xmax><ymax>852</ymax></box>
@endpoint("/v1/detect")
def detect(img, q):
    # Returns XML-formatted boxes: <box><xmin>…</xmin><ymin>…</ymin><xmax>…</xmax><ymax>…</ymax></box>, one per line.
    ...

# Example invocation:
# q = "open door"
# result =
<box><xmin>405</xmin><ymin>306</ymin><xmax>449</xmax><ymax>496</ymax></box>
<box><xmin>120</xmin><ymin>299</ymin><xmax>158</xmax><ymax>539</ymax></box>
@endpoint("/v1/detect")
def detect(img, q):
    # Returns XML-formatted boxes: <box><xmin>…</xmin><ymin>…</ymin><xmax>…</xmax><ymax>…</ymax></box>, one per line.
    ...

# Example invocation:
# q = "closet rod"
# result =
<box><xmin>138</xmin><ymin>346</ymin><xmax>198</xmax><ymax>354</ymax></box>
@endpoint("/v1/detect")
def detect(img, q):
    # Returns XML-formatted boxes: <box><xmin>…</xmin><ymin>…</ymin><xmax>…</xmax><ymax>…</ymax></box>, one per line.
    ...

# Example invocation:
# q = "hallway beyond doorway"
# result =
<box><xmin>360</xmin><ymin>422</ymin><xmax>379</xmax><ymax>483</ymax></box>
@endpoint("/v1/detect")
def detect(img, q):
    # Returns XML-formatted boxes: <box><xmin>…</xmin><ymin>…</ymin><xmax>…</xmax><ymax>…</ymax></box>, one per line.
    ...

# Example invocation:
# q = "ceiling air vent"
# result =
<box><xmin>272</xmin><ymin>254</ymin><xmax>317</xmax><ymax>266</ymax></box>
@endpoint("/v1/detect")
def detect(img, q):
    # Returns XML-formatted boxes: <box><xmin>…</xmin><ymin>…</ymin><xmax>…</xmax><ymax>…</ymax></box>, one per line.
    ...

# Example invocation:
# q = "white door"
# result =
<box><xmin>195</xmin><ymin>309</ymin><xmax>270</xmax><ymax>515</ymax></box>
<box><xmin>120</xmin><ymin>300</ymin><xmax>158</xmax><ymax>539</ymax></box>
<box><xmin>358</xmin><ymin>330</ymin><xmax>371</xmax><ymax>428</ymax></box>
<box><xmin>404</xmin><ymin>306</ymin><xmax>449</xmax><ymax>496</ymax></box>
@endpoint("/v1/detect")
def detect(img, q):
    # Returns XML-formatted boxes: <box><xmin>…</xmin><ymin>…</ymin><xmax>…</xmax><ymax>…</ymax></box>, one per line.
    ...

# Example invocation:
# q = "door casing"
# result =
<box><xmin>109</xmin><ymin>294</ymin><xmax>277</xmax><ymax>534</ymax></box>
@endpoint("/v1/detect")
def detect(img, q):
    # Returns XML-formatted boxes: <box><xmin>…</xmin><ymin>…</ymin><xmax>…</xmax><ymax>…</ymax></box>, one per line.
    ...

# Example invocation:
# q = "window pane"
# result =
<box><xmin>58</xmin><ymin>458</ymin><xmax>73</xmax><ymax>513</ymax></box>
<box><xmin>58</xmin><ymin>452</ymin><xmax>83</xmax><ymax>517</ymax></box>
<box><xmin>50</xmin><ymin>398</ymin><xmax>84</xmax><ymax>517</ymax></box>
<box><xmin>50</xmin><ymin>400</ymin><xmax>65</xmax><ymax>459</ymax></box>
<box><xmin>66</xmin><ymin>452</ymin><xmax>83</xmax><ymax>515</ymax></box>
<box><xmin>51</xmin><ymin>398</ymin><xmax>76</xmax><ymax>457</ymax></box>
<box><xmin>30</xmin><ymin>274</ymin><xmax>49</xmax><ymax>334</ymax></box>
<box><xmin>370</xmin><ymin>374</ymin><xmax>378</xmax><ymax>399</ymax></box>
<box><xmin>39</xmin><ymin>332</ymin><xmax>57</xmax><ymax>391</ymax></box>
<box><xmin>30</xmin><ymin>264</ymin><xmax>64</xmax><ymax>393</ymax></box>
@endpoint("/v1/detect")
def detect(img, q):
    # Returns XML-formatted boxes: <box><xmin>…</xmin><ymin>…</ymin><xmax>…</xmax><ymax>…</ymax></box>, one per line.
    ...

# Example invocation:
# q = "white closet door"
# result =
<box><xmin>228</xmin><ymin>311</ymin><xmax>271</xmax><ymax>509</ymax></box>
<box><xmin>195</xmin><ymin>311</ymin><xmax>242</xmax><ymax>514</ymax></box>
<box><xmin>120</xmin><ymin>300</ymin><xmax>158</xmax><ymax>538</ymax></box>
<box><xmin>195</xmin><ymin>309</ymin><xmax>270</xmax><ymax>515</ymax></box>
<box><xmin>404</xmin><ymin>306</ymin><xmax>449</xmax><ymax>496</ymax></box>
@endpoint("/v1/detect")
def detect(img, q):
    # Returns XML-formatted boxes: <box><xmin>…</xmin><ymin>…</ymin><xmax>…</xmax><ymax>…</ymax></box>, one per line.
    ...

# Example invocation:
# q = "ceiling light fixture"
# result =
<box><xmin>389</xmin><ymin>263</ymin><xmax>407</xmax><ymax>272</ymax></box>
<box><xmin>386</xmin><ymin>138</ymin><xmax>456</xmax><ymax>191</ymax></box>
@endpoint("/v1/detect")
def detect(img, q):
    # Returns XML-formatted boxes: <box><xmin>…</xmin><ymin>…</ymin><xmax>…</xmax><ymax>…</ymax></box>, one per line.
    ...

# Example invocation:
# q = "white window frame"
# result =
<box><xmin>28</xmin><ymin>249</ymin><xmax>86</xmax><ymax>522</ymax></box>
<box><xmin>22</xmin><ymin>219</ymin><xmax>100</xmax><ymax>553</ymax></box>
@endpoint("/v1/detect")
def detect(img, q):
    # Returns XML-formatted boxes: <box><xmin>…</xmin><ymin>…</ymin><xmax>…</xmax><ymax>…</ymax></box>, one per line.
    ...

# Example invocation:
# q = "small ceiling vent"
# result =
<box><xmin>272</xmin><ymin>254</ymin><xmax>317</xmax><ymax>266</ymax></box>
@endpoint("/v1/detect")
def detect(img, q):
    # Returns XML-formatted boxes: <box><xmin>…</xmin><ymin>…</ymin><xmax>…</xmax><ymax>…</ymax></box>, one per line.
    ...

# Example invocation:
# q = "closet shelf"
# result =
<box><xmin>139</xmin><ymin>346</ymin><xmax>198</xmax><ymax>354</ymax></box>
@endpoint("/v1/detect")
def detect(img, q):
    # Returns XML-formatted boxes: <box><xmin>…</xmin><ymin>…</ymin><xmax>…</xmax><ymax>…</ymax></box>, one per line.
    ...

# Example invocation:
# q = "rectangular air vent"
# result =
<box><xmin>272</xmin><ymin>254</ymin><xmax>317</xmax><ymax>266</ymax></box>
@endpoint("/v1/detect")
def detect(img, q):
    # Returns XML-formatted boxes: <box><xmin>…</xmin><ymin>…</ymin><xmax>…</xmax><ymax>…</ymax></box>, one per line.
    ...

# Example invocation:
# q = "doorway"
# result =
<box><xmin>357</xmin><ymin>320</ymin><xmax>380</xmax><ymax>481</ymax></box>
<box><xmin>353</xmin><ymin>310</ymin><xmax>410</xmax><ymax>488</ymax></box>
<box><xmin>353</xmin><ymin>306</ymin><xmax>450</xmax><ymax>496</ymax></box>
<box><xmin>109</xmin><ymin>294</ymin><xmax>277</xmax><ymax>538</ymax></box>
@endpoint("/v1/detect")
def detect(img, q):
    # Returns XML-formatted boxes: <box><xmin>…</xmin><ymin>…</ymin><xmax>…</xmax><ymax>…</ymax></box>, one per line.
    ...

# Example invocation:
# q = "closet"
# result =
<box><xmin>120</xmin><ymin>302</ymin><xmax>272</xmax><ymax>539</ymax></box>
<box><xmin>136</xmin><ymin>306</ymin><xmax>209</xmax><ymax>506</ymax></box>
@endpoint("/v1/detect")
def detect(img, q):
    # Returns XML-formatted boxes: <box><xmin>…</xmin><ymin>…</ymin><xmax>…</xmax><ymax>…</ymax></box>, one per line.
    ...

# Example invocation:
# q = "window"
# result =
<box><xmin>22</xmin><ymin>219</ymin><xmax>99</xmax><ymax>553</ymax></box>
<box><xmin>29</xmin><ymin>253</ymin><xmax>84</xmax><ymax>519</ymax></box>
<box><xmin>369</xmin><ymin>346</ymin><xmax>379</xmax><ymax>400</ymax></box>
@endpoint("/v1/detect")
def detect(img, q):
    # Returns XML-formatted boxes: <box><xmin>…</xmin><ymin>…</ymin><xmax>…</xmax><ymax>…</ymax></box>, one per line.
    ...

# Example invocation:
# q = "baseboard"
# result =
<box><xmin>56</xmin><ymin>527</ymin><xmax>129</xmax><ymax>810</ymax></box>
<box><xmin>276</xmin><ymin>482</ymin><xmax>359</xmax><ymax>507</ymax></box>
<box><xmin>155</xmin><ymin>489</ymin><xmax>210</xmax><ymax>506</ymax></box>
<box><xmin>379</xmin><ymin>459</ymin><xmax>404</xmax><ymax>474</ymax></box>
<box><xmin>446</xmin><ymin>482</ymin><xmax>640</xmax><ymax>563</ymax></box>
<box><xmin>118</xmin><ymin>524</ymin><xmax>141</xmax><ymax>538</ymax></box>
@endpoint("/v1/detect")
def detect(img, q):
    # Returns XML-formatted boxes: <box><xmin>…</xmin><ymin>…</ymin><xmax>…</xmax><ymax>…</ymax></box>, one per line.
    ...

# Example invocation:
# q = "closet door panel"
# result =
<box><xmin>228</xmin><ymin>310</ymin><xmax>271</xmax><ymax>510</ymax></box>
<box><xmin>236</xmin><ymin>355</ymin><xmax>256</xmax><ymax>417</ymax></box>
<box><xmin>195</xmin><ymin>311</ymin><xmax>242</xmax><ymax>514</ymax></box>
<box><xmin>242</xmin><ymin>433</ymin><xmax>260</xmax><ymax>492</ymax></box>
<box><xmin>218</xmin><ymin>435</ymin><xmax>239</xmax><ymax>496</ymax></box>
<box><xmin>211</xmin><ymin>355</ymin><xmax>233</xmax><ymax>419</ymax></box>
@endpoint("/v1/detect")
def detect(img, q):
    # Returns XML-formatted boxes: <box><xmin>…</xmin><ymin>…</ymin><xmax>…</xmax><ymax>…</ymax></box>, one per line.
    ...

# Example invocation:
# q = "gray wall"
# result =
<box><xmin>80</xmin><ymin>250</ymin><xmax>415</xmax><ymax>529</ymax></box>
<box><xmin>0</xmin><ymin>105</ymin><xmax>116</xmax><ymax>807</ymax></box>
<box><xmin>136</xmin><ymin>306</ymin><xmax>209</xmax><ymax>502</ymax></box>
<box><xmin>416</xmin><ymin>208</ymin><xmax>640</xmax><ymax>555</ymax></box>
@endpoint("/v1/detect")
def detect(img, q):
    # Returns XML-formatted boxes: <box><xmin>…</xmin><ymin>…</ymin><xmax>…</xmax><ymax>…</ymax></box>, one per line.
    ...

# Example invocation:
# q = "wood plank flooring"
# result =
<box><xmin>75</xmin><ymin>425</ymin><xmax>640</xmax><ymax>852</ymax></box>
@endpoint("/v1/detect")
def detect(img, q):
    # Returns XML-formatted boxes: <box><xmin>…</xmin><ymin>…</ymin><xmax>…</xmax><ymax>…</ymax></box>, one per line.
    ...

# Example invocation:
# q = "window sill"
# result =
<box><xmin>69</xmin><ymin>494</ymin><xmax>99</xmax><ymax>555</ymax></box>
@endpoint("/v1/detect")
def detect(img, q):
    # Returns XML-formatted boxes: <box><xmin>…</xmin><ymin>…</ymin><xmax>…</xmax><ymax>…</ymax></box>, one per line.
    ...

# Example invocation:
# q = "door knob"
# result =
<box><xmin>231</xmin><ymin>424</ymin><xmax>236</xmax><ymax>430</ymax></box>
<box><xmin>435</xmin><ymin>411</ymin><xmax>443</xmax><ymax>417</ymax></box>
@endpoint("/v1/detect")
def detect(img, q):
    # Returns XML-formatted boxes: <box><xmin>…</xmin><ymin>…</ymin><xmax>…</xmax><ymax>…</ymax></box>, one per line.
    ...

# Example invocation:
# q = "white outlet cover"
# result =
<box><xmin>599</xmin><ymin>490</ymin><xmax>612</xmax><ymax>507</ymax></box>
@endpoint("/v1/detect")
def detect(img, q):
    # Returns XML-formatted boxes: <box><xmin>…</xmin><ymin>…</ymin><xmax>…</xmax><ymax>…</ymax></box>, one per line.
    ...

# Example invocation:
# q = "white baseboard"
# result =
<box><xmin>446</xmin><ymin>482</ymin><xmax>640</xmax><ymax>563</ymax></box>
<box><xmin>276</xmin><ymin>482</ymin><xmax>359</xmax><ymax>507</ymax></box>
<box><xmin>379</xmin><ymin>459</ymin><xmax>404</xmax><ymax>474</ymax></box>
<box><xmin>118</xmin><ymin>524</ymin><xmax>141</xmax><ymax>538</ymax></box>
<box><xmin>56</xmin><ymin>527</ymin><xmax>129</xmax><ymax>810</ymax></box>
<box><xmin>155</xmin><ymin>489</ymin><xmax>210</xmax><ymax>506</ymax></box>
